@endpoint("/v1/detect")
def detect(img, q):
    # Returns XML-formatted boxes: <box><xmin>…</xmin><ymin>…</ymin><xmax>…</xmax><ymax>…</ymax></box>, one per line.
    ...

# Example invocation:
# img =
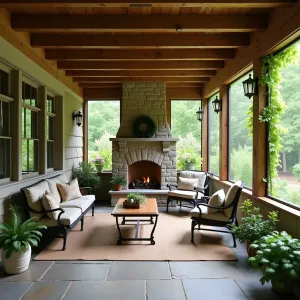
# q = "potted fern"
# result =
<box><xmin>0</xmin><ymin>205</ymin><xmax>46</xmax><ymax>274</ymax></box>
<box><xmin>231</xmin><ymin>199</ymin><xmax>279</xmax><ymax>257</ymax></box>
<box><xmin>249</xmin><ymin>231</ymin><xmax>300</xmax><ymax>294</ymax></box>
<box><xmin>111</xmin><ymin>175</ymin><xmax>126</xmax><ymax>191</ymax></box>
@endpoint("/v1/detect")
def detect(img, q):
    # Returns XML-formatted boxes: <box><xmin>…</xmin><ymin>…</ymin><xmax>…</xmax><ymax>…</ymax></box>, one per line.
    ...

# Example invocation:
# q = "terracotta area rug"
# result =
<box><xmin>34</xmin><ymin>212</ymin><xmax>236</xmax><ymax>261</ymax></box>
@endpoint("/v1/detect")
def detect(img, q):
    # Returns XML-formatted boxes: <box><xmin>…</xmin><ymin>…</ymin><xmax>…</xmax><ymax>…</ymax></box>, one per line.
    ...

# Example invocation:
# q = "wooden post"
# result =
<box><xmin>252</xmin><ymin>59</ymin><xmax>267</xmax><ymax>197</ymax></box>
<box><xmin>201</xmin><ymin>98</ymin><xmax>208</xmax><ymax>172</ymax></box>
<box><xmin>83</xmin><ymin>97</ymin><xmax>88</xmax><ymax>162</ymax></box>
<box><xmin>219</xmin><ymin>84</ymin><xmax>228</xmax><ymax>181</ymax></box>
<box><xmin>38</xmin><ymin>86</ymin><xmax>47</xmax><ymax>174</ymax></box>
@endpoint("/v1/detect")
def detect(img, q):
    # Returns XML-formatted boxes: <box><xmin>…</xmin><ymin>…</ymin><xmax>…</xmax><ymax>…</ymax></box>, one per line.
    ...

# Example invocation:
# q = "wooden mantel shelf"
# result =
<box><xmin>109</xmin><ymin>138</ymin><xmax>179</xmax><ymax>142</ymax></box>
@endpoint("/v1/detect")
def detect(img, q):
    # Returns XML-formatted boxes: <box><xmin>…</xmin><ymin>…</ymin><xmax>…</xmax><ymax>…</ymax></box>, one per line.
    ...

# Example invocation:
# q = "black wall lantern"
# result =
<box><xmin>242</xmin><ymin>74</ymin><xmax>257</xmax><ymax>99</ymax></box>
<box><xmin>73</xmin><ymin>110</ymin><xmax>83</xmax><ymax>127</ymax></box>
<box><xmin>196</xmin><ymin>107</ymin><xmax>204</xmax><ymax>122</ymax></box>
<box><xmin>212</xmin><ymin>96</ymin><xmax>222</xmax><ymax>114</ymax></box>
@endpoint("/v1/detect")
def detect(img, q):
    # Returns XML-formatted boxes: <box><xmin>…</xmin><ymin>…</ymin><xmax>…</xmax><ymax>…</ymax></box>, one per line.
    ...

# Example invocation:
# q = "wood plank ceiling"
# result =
<box><xmin>0</xmin><ymin>0</ymin><xmax>295</xmax><ymax>89</ymax></box>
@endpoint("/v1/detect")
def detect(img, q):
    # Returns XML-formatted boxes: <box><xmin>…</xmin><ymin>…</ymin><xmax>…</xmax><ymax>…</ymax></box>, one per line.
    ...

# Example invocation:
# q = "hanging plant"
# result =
<box><xmin>258</xmin><ymin>45</ymin><xmax>298</xmax><ymax>194</ymax></box>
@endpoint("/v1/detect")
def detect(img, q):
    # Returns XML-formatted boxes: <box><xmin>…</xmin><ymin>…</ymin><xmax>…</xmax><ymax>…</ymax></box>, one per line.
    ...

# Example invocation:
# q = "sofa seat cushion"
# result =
<box><xmin>46</xmin><ymin>173</ymin><xmax>69</xmax><ymax>204</ymax></box>
<box><xmin>59</xmin><ymin>195</ymin><xmax>95</xmax><ymax>213</ymax></box>
<box><xmin>37</xmin><ymin>207</ymin><xmax>82</xmax><ymax>227</ymax></box>
<box><xmin>190</xmin><ymin>206</ymin><xmax>229</xmax><ymax>222</ymax></box>
<box><xmin>168</xmin><ymin>190</ymin><xmax>204</xmax><ymax>200</ymax></box>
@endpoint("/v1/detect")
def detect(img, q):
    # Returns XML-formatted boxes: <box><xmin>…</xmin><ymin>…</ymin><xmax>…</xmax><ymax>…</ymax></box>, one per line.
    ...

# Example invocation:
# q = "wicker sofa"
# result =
<box><xmin>21</xmin><ymin>173</ymin><xmax>95</xmax><ymax>250</ymax></box>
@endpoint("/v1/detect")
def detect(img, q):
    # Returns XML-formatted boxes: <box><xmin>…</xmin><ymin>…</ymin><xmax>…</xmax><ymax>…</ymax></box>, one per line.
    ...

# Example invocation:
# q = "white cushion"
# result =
<box><xmin>37</xmin><ymin>207</ymin><xmax>82</xmax><ymax>227</ymax></box>
<box><xmin>42</xmin><ymin>191</ymin><xmax>60</xmax><ymax>219</ymax></box>
<box><xmin>207</xmin><ymin>189</ymin><xmax>226</xmax><ymax>214</ymax></box>
<box><xmin>46</xmin><ymin>173</ymin><xmax>69</xmax><ymax>204</ymax></box>
<box><xmin>190</xmin><ymin>206</ymin><xmax>230</xmax><ymax>222</ymax></box>
<box><xmin>60</xmin><ymin>195</ymin><xmax>95</xmax><ymax>213</ymax></box>
<box><xmin>24</xmin><ymin>181</ymin><xmax>50</xmax><ymax>221</ymax></box>
<box><xmin>57</xmin><ymin>178</ymin><xmax>82</xmax><ymax>202</ymax></box>
<box><xmin>177</xmin><ymin>177</ymin><xmax>198</xmax><ymax>191</ymax></box>
<box><xmin>180</xmin><ymin>171</ymin><xmax>206</xmax><ymax>190</ymax></box>
<box><xmin>168</xmin><ymin>190</ymin><xmax>204</xmax><ymax>200</ymax></box>
<box><xmin>224</xmin><ymin>181</ymin><xmax>242</xmax><ymax>218</ymax></box>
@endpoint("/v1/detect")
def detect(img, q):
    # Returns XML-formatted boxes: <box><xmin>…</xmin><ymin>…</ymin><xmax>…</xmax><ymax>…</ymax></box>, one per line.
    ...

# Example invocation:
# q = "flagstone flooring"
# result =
<box><xmin>0</xmin><ymin>205</ymin><xmax>297</xmax><ymax>300</ymax></box>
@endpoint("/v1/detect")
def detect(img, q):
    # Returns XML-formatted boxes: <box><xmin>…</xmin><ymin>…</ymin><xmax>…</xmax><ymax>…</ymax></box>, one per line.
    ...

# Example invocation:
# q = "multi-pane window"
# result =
<box><xmin>88</xmin><ymin>100</ymin><xmax>120</xmax><ymax>171</ymax></box>
<box><xmin>0</xmin><ymin>69</ymin><xmax>11</xmax><ymax>180</ymax></box>
<box><xmin>22</xmin><ymin>82</ymin><xmax>39</xmax><ymax>174</ymax></box>
<box><xmin>47</xmin><ymin>95</ymin><xmax>55</xmax><ymax>169</ymax></box>
<box><xmin>228</xmin><ymin>72</ymin><xmax>253</xmax><ymax>188</ymax></box>
<box><xmin>171</xmin><ymin>100</ymin><xmax>202</xmax><ymax>170</ymax></box>
<box><xmin>208</xmin><ymin>93</ymin><xmax>220</xmax><ymax>176</ymax></box>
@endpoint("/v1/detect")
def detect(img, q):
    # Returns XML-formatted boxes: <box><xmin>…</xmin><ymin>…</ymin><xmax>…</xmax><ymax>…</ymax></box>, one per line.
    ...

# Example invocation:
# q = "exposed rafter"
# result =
<box><xmin>73</xmin><ymin>76</ymin><xmax>210</xmax><ymax>82</ymax></box>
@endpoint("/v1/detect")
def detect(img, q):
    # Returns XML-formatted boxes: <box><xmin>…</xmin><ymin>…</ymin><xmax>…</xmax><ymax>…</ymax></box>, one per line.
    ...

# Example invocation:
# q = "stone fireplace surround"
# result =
<box><xmin>109</xmin><ymin>82</ymin><xmax>178</xmax><ymax>206</ymax></box>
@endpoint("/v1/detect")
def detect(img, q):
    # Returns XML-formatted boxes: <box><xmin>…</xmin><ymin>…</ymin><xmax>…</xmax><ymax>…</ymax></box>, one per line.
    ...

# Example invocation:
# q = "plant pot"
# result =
<box><xmin>95</xmin><ymin>164</ymin><xmax>104</xmax><ymax>173</ymax></box>
<box><xmin>2</xmin><ymin>246</ymin><xmax>31</xmax><ymax>275</ymax></box>
<box><xmin>246</xmin><ymin>240</ymin><xmax>257</xmax><ymax>257</ymax></box>
<box><xmin>114</xmin><ymin>184</ymin><xmax>122</xmax><ymax>191</ymax></box>
<box><xmin>185</xmin><ymin>162</ymin><xmax>196</xmax><ymax>170</ymax></box>
<box><xmin>272</xmin><ymin>279</ymin><xmax>295</xmax><ymax>294</ymax></box>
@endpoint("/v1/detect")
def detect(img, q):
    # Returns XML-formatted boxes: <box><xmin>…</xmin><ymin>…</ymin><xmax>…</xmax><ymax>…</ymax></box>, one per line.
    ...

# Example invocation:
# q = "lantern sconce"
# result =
<box><xmin>196</xmin><ymin>107</ymin><xmax>204</xmax><ymax>122</ymax></box>
<box><xmin>242</xmin><ymin>74</ymin><xmax>258</xmax><ymax>99</ymax></box>
<box><xmin>72</xmin><ymin>110</ymin><xmax>83</xmax><ymax>127</ymax></box>
<box><xmin>212</xmin><ymin>96</ymin><xmax>222</xmax><ymax>114</ymax></box>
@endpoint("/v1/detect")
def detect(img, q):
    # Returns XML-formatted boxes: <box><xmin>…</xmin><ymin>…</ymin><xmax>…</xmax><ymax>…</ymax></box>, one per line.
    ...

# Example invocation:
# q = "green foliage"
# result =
<box><xmin>231</xmin><ymin>199</ymin><xmax>279</xmax><ymax>243</ymax></box>
<box><xmin>126</xmin><ymin>193</ymin><xmax>147</xmax><ymax>204</ymax></box>
<box><xmin>292</xmin><ymin>163</ymin><xmax>300</xmax><ymax>181</ymax></box>
<box><xmin>259</xmin><ymin>44</ymin><xmax>299</xmax><ymax>194</ymax></box>
<box><xmin>72</xmin><ymin>161</ymin><xmax>101</xmax><ymax>193</ymax></box>
<box><xmin>0</xmin><ymin>205</ymin><xmax>46</xmax><ymax>259</ymax></box>
<box><xmin>111</xmin><ymin>175</ymin><xmax>126</xmax><ymax>186</ymax></box>
<box><xmin>249</xmin><ymin>231</ymin><xmax>300</xmax><ymax>286</ymax></box>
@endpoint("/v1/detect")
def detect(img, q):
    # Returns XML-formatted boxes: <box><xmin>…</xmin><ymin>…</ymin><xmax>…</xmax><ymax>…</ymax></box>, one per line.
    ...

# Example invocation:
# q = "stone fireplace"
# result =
<box><xmin>109</xmin><ymin>82</ymin><xmax>178</xmax><ymax>206</ymax></box>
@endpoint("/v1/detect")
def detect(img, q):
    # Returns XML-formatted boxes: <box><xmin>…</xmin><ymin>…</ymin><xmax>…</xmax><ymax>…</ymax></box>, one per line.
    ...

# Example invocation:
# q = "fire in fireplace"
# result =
<box><xmin>129</xmin><ymin>175</ymin><xmax>160</xmax><ymax>189</ymax></box>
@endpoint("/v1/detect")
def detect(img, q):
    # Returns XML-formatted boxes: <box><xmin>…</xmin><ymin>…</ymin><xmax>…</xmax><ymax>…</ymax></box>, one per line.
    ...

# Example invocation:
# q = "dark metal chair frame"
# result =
<box><xmin>166</xmin><ymin>171</ymin><xmax>212</xmax><ymax>212</ymax></box>
<box><xmin>21</xmin><ymin>176</ymin><xmax>95</xmax><ymax>251</ymax></box>
<box><xmin>190</xmin><ymin>181</ymin><xmax>245</xmax><ymax>247</ymax></box>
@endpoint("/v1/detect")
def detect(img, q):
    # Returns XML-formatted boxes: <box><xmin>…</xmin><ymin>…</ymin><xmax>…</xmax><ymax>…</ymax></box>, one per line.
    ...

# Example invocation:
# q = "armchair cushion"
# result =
<box><xmin>224</xmin><ymin>181</ymin><xmax>242</xmax><ymax>218</ymax></box>
<box><xmin>42</xmin><ymin>191</ymin><xmax>60</xmax><ymax>219</ymax></box>
<box><xmin>59</xmin><ymin>195</ymin><xmax>95</xmax><ymax>213</ymax></box>
<box><xmin>24</xmin><ymin>181</ymin><xmax>50</xmax><ymax>221</ymax></box>
<box><xmin>177</xmin><ymin>177</ymin><xmax>199</xmax><ymax>191</ymax></box>
<box><xmin>57</xmin><ymin>178</ymin><xmax>82</xmax><ymax>202</ymax></box>
<box><xmin>37</xmin><ymin>207</ymin><xmax>82</xmax><ymax>227</ymax></box>
<box><xmin>190</xmin><ymin>206</ymin><xmax>229</xmax><ymax>222</ymax></box>
<box><xmin>207</xmin><ymin>189</ymin><xmax>225</xmax><ymax>213</ymax></box>
<box><xmin>168</xmin><ymin>189</ymin><xmax>204</xmax><ymax>200</ymax></box>
<box><xmin>180</xmin><ymin>171</ymin><xmax>206</xmax><ymax>190</ymax></box>
<box><xmin>46</xmin><ymin>173</ymin><xmax>69</xmax><ymax>203</ymax></box>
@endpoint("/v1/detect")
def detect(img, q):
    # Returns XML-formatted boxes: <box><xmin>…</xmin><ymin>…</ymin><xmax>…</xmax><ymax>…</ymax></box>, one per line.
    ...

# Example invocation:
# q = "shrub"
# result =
<box><xmin>292</xmin><ymin>163</ymin><xmax>300</xmax><ymax>181</ymax></box>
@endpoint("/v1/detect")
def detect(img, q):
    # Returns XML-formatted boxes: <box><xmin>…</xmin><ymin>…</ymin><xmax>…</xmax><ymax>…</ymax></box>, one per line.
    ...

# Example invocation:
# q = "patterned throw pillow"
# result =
<box><xmin>57</xmin><ymin>178</ymin><xmax>82</xmax><ymax>202</ymax></box>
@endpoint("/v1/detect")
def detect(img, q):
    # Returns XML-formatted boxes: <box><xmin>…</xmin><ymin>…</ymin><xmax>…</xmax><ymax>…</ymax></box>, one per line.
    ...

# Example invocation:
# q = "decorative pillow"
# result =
<box><xmin>42</xmin><ymin>191</ymin><xmax>60</xmax><ymax>220</ymax></box>
<box><xmin>207</xmin><ymin>189</ymin><xmax>226</xmax><ymax>214</ymax></box>
<box><xmin>24</xmin><ymin>181</ymin><xmax>50</xmax><ymax>221</ymax></box>
<box><xmin>177</xmin><ymin>177</ymin><xmax>199</xmax><ymax>191</ymax></box>
<box><xmin>224</xmin><ymin>181</ymin><xmax>242</xmax><ymax>218</ymax></box>
<box><xmin>46</xmin><ymin>173</ymin><xmax>69</xmax><ymax>204</ymax></box>
<box><xmin>57</xmin><ymin>178</ymin><xmax>82</xmax><ymax>202</ymax></box>
<box><xmin>180</xmin><ymin>171</ymin><xmax>206</xmax><ymax>190</ymax></box>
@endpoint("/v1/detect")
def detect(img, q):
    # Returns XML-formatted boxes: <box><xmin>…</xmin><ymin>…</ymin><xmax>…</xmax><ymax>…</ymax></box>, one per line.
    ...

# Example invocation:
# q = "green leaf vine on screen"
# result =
<box><xmin>258</xmin><ymin>44</ymin><xmax>298</xmax><ymax>194</ymax></box>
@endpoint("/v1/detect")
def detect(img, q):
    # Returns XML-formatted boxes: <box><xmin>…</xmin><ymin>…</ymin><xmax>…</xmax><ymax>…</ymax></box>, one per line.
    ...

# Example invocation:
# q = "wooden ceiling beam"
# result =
<box><xmin>31</xmin><ymin>33</ymin><xmax>249</xmax><ymax>48</ymax></box>
<box><xmin>45</xmin><ymin>49</ymin><xmax>235</xmax><ymax>60</ymax></box>
<box><xmin>0</xmin><ymin>1</ymin><xmax>294</xmax><ymax>8</ymax></box>
<box><xmin>58</xmin><ymin>60</ymin><xmax>224</xmax><ymax>70</ymax></box>
<box><xmin>66</xmin><ymin>70</ymin><xmax>216</xmax><ymax>77</ymax></box>
<box><xmin>79</xmin><ymin>82</ymin><xmax>203</xmax><ymax>88</ymax></box>
<box><xmin>12</xmin><ymin>15</ymin><xmax>267</xmax><ymax>33</ymax></box>
<box><xmin>73</xmin><ymin>76</ymin><xmax>210</xmax><ymax>82</ymax></box>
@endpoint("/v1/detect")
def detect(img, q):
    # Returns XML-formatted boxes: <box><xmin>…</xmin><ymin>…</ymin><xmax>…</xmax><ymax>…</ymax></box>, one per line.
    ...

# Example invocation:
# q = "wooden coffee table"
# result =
<box><xmin>111</xmin><ymin>198</ymin><xmax>159</xmax><ymax>245</ymax></box>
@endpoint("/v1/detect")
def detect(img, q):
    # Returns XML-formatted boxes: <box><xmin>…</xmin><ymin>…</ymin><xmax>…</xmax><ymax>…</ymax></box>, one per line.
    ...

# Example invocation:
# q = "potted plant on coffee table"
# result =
<box><xmin>0</xmin><ymin>205</ymin><xmax>46</xmax><ymax>274</ymax></box>
<box><xmin>124</xmin><ymin>193</ymin><xmax>147</xmax><ymax>208</ymax></box>
<box><xmin>231</xmin><ymin>199</ymin><xmax>279</xmax><ymax>257</ymax></box>
<box><xmin>249</xmin><ymin>231</ymin><xmax>300</xmax><ymax>294</ymax></box>
<box><xmin>111</xmin><ymin>175</ymin><xmax>126</xmax><ymax>191</ymax></box>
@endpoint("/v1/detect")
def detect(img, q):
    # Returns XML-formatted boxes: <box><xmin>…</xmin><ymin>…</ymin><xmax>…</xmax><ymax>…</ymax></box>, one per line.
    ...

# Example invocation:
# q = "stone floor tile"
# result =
<box><xmin>55</xmin><ymin>260</ymin><xmax>111</xmax><ymax>264</ymax></box>
<box><xmin>22</xmin><ymin>281</ymin><xmax>70</xmax><ymax>300</ymax></box>
<box><xmin>147</xmin><ymin>280</ymin><xmax>187</xmax><ymax>300</ymax></box>
<box><xmin>0</xmin><ymin>261</ymin><xmax>53</xmax><ymax>282</ymax></box>
<box><xmin>0</xmin><ymin>282</ymin><xmax>33</xmax><ymax>300</ymax></box>
<box><xmin>169</xmin><ymin>261</ymin><xmax>241</xmax><ymax>279</ymax></box>
<box><xmin>41</xmin><ymin>263</ymin><xmax>110</xmax><ymax>281</ymax></box>
<box><xmin>64</xmin><ymin>280</ymin><xmax>145</xmax><ymax>300</ymax></box>
<box><xmin>232</xmin><ymin>253</ymin><xmax>262</xmax><ymax>278</ymax></box>
<box><xmin>183</xmin><ymin>279</ymin><xmax>246</xmax><ymax>300</ymax></box>
<box><xmin>235</xmin><ymin>278</ymin><xmax>298</xmax><ymax>300</ymax></box>
<box><xmin>108</xmin><ymin>261</ymin><xmax>171</xmax><ymax>280</ymax></box>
